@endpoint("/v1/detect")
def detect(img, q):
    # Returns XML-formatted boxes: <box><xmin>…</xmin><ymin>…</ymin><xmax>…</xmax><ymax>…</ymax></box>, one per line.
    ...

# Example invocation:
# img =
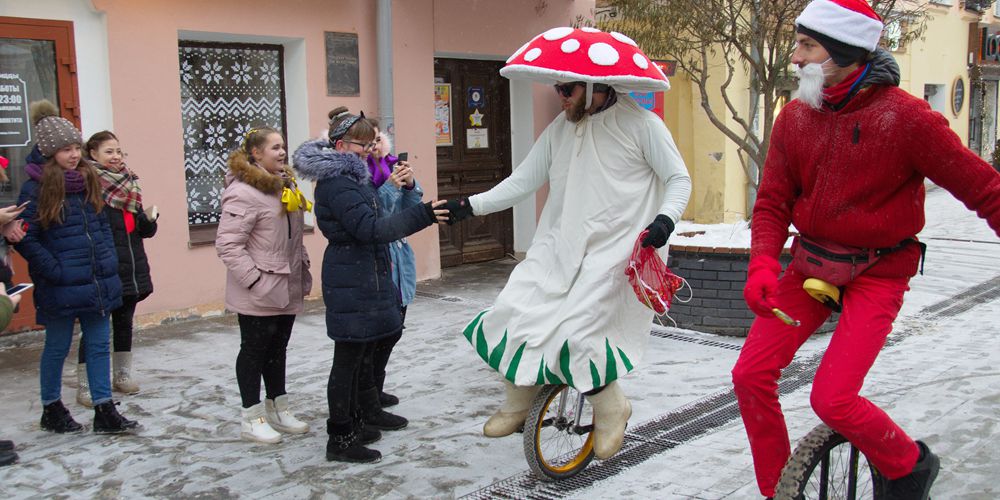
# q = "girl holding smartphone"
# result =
<box><xmin>294</xmin><ymin>107</ymin><xmax>448</xmax><ymax>463</ymax></box>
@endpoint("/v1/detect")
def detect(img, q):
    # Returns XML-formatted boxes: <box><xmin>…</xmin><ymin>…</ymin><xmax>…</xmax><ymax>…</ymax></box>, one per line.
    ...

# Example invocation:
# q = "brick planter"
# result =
<box><xmin>665</xmin><ymin>245</ymin><xmax>837</xmax><ymax>337</ymax></box>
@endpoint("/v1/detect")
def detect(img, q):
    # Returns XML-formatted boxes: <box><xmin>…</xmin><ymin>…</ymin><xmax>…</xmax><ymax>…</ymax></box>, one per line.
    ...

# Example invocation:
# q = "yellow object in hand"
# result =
<box><xmin>772</xmin><ymin>308</ymin><xmax>801</xmax><ymax>327</ymax></box>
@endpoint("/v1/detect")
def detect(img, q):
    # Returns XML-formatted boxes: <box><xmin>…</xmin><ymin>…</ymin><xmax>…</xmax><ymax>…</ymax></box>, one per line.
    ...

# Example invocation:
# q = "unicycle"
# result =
<box><xmin>522</xmin><ymin>384</ymin><xmax>595</xmax><ymax>481</ymax></box>
<box><xmin>774</xmin><ymin>423</ymin><xmax>881</xmax><ymax>499</ymax></box>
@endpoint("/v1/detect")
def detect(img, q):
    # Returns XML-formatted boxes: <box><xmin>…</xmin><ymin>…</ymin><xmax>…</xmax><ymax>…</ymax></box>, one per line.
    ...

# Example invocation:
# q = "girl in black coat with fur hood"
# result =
<box><xmin>293</xmin><ymin>108</ymin><xmax>448</xmax><ymax>463</ymax></box>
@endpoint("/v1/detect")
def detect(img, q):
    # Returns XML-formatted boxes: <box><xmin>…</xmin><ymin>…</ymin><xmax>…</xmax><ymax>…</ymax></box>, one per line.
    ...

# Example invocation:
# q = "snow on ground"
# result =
<box><xmin>0</xmin><ymin>185</ymin><xmax>996</xmax><ymax>499</ymax></box>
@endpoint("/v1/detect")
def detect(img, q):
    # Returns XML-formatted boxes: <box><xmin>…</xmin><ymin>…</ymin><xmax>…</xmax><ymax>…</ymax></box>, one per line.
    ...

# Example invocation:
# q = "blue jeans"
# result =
<box><xmin>40</xmin><ymin>312</ymin><xmax>113</xmax><ymax>406</ymax></box>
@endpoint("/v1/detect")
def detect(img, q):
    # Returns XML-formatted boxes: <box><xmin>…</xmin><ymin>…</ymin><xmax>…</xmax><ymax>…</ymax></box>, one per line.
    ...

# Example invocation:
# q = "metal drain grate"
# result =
<box><xmin>649</xmin><ymin>328</ymin><xmax>743</xmax><ymax>351</ymax></box>
<box><xmin>461</xmin><ymin>275</ymin><xmax>1000</xmax><ymax>499</ymax></box>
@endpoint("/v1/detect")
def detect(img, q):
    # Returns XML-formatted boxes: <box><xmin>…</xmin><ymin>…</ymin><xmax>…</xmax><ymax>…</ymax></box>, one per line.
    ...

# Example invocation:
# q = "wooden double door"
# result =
<box><xmin>434</xmin><ymin>58</ymin><xmax>514</xmax><ymax>268</ymax></box>
<box><xmin>0</xmin><ymin>17</ymin><xmax>80</xmax><ymax>333</ymax></box>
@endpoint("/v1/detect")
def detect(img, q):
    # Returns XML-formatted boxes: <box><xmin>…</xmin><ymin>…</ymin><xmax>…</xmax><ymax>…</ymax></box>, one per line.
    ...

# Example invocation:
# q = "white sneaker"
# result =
<box><xmin>241</xmin><ymin>403</ymin><xmax>282</xmax><ymax>443</ymax></box>
<box><xmin>76</xmin><ymin>364</ymin><xmax>93</xmax><ymax>408</ymax></box>
<box><xmin>265</xmin><ymin>395</ymin><xmax>309</xmax><ymax>434</ymax></box>
<box><xmin>112</xmin><ymin>352</ymin><xmax>140</xmax><ymax>394</ymax></box>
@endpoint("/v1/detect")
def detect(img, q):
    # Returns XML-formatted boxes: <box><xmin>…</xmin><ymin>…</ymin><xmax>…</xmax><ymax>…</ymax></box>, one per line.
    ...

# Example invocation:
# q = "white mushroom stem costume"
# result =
<box><xmin>463</xmin><ymin>27</ymin><xmax>692</xmax><ymax>393</ymax></box>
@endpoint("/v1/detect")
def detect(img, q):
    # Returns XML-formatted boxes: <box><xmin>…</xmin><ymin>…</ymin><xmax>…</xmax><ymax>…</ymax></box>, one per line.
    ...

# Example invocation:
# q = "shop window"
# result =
<box><xmin>178</xmin><ymin>41</ymin><xmax>286</xmax><ymax>245</ymax></box>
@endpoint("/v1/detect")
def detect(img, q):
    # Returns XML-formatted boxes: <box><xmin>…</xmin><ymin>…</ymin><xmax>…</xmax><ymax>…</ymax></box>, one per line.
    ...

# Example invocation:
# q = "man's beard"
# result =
<box><xmin>565</xmin><ymin>97</ymin><xmax>587</xmax><ymax>123</ymax></box>
<box><xmin>795</xmin><ymin>62</ymin><xmax>827</xmax><ymax>110</ymax></box>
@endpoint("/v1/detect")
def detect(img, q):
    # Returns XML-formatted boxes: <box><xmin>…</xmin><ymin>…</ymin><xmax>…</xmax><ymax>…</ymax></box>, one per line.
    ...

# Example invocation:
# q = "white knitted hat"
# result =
<box><xmin>795</xmin><ymin>0</ymin><xmax>884</xmax><ymax>52</ymax></box>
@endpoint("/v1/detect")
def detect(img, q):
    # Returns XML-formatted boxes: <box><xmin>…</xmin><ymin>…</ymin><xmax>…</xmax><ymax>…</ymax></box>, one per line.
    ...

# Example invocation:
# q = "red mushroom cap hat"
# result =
<box><xmin>501</xmin><ymin>27</ymin><xmax>669</xmax><ymax>92</ymax></box>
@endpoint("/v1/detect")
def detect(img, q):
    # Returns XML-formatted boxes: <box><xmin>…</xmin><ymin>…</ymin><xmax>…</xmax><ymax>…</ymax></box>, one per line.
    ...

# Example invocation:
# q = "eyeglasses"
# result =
<box><xmin>554</xmin><ymin>82</ymin><xmax>584</xmax><ymax>98</ymax></box>
<box><xmin>345</xmin><ymin>140</ymin><xmax>377</xmax><ymax>151</ymax></box>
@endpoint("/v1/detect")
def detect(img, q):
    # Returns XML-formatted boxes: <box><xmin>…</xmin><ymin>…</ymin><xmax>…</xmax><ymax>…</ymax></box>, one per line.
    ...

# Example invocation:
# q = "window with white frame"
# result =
<box><xmin>177</xmin><ymin>41</ymin><xmax>286</xmax><ymax>237</ymax></box>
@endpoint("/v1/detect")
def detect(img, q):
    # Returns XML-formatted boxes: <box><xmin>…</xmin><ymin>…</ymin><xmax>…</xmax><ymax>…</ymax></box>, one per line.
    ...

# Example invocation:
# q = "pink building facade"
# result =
<box><xmin>0</xmin><ymin>0</ymin><xmax>593</xmax><ymax>330</ymax></box>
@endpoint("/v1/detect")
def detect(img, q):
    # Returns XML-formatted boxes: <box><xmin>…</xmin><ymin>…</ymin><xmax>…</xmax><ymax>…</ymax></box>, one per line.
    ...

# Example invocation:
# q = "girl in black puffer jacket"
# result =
<box><xmin>16</xmin><ymin>100</ymin><xmax>138</xmax><ymax>434</ymax></box>
<box><xmin>293</xmin><ymin>107</ymin><xmax>448</xmax><ymax>464</ymax></box>
<box><xmin>73</xmin><ymin>131</ymin><xmax>157</xmax><ymax>407</ymax></box>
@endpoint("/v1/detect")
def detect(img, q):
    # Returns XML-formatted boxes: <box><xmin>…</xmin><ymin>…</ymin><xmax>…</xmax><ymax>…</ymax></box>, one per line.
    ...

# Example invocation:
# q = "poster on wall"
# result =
<box><xmin>467</xmin><ymin>128</ymin><xmax>489</xmax><ymax>149</ymax></box>
<box><xmin>435</xmin><ymin>83</ymin><xmax>453</xmax><ymax>146</ymax></box>
<box><xmin>0</xmin><ymin>73</ymin><xmax>31</xmax><ymax>147</ymax></box>
<box><xmin>325</xmin><ymin>32</ymin><xmax>360</xmax><ymax>96</ymax></box>
<box><xmin>630</xmin><ymin>91</ymin><xmax>665</xmax><ymax>119</ymax></box>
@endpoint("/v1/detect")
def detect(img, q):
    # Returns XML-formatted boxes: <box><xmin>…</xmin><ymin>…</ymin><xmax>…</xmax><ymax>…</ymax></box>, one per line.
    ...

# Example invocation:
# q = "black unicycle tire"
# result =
<box><xmin>774</xmin><ymin>423</ymin><xmax>879</xmax><ymax>500</ymax></box>
<box><xmin>522</xmin><ymin>384</ymin><xmax>595</xmax><ymax>481</ymax></box>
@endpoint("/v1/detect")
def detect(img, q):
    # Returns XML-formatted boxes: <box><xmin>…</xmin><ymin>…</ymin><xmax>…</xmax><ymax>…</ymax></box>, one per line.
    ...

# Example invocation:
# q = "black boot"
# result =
<box><xmin>360</xmin><ymin>387</ymin><xmax>408</xmax><ymax>431</ymax></box>
<box><xmin>352</xmin><ymin>411</ymin><xmax>382</xmax><ymax>445</ymax></box>
<box><xmin>93</xmin><ymin>401</ymin><xmax>139</xmax><ymax>434</ymax></box>
<box><xmin>40</xmin><ymin>400</ymin><xmax>84</xmax><ymax>433</ymax></box>
<box><xmin>877</xmin><ymin>441</ymin><xmax>940</xmax><ymax>500</ymax></box>
<box><xmin>325</xmin><ymin>419</ymin><xmax>381</xmax><ymax>463</ymax></box>
<box><xmin>378</xmin><ymin>391</ymin><xmax>399</xmax><ymax>408</ymax></box>
<box><xmin>0</xmin><ymin>440</ymin><xmax>13</xmax><ymax>452</ymax></box>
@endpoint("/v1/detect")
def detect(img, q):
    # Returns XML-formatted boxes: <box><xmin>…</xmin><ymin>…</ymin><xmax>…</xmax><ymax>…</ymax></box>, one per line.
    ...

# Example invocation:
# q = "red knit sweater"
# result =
<box><xmin>752</xmin><ymin>85</ymin><xmax>1000</xmax><ymax>278</ymax></box>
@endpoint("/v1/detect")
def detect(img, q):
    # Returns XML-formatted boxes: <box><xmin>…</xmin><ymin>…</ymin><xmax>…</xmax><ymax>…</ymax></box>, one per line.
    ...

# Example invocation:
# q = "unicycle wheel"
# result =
<box><xmin>522</xmin><ymin>384</ymin><xmax>595</xmax><ymax>481</ymax></box>
<box><xmin>774</xmin><ymin>423</ymin><xmax>880</xmax><ymax>499</ymax></box>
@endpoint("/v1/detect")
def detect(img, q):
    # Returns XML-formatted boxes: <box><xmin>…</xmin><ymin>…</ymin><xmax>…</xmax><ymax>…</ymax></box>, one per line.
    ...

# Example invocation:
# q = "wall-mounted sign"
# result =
<box><xmin>325</xmin><ymin>32</ymin><xmax>360</xmax><ymax>96</ymax></box>
<box><xmin>952</xmin><ymin>76</ymin><xmax>965</xmax><ymax>117</ymax></box>
<box><xmin>0</xmin><ymin>73</ymin><xmax>31</xmax><ymax>147</ymax></box>
<box><xmin>467</xmin><ymin>86</ymin><xmax>485</xmax><ymax>109</ymax></box>
<box><xmin>652</xmin><ymin>60</ymin><xmax>677</xmax><ymax>77</ymax></box>
<box><xmin>434</xmin><ymin>83</ymin><xmax>453</xmax><ymax>147</ymax></box>
<box><xmin>629</xmin><ymin>91</ymin><xmax>665</xmax><ymax>119</ymax></box>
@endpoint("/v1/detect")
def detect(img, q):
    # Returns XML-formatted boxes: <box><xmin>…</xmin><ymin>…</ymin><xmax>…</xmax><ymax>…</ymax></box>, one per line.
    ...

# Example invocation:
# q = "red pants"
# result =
<box><xmin>731</xmin><ymin>268</ymin><xmax>920</xmax><ymax>497</ymax></box>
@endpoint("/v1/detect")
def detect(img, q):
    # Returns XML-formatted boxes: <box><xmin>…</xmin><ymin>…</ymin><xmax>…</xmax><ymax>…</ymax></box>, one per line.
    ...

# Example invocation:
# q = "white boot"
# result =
<box><xmin>483</xmin><ymin>380</ymin><xmax>540</xmax><ymax>438</ymax></box>
<box><xmin>585</xmin><ymin>381</ymin><xmax>632</xmax><ymax>459</ymax></box>
<box><xmin>265</xmin><ymin>395</ymin><xmax>309</xmax><ymax>434</ymax></box>
<box><xmin>76</xmin><ymin>363</ymin><xmax>93</xmax><ymax>408</ymax></box>
<box><xmin>241</xmin><ymin>403</ymin><xmax>282</xmax><ymax>444</ymax></box>
<box><xmin>112</xmin><ymin>352</ymin><xmax>140</xmax><ymax>394</ymax></box>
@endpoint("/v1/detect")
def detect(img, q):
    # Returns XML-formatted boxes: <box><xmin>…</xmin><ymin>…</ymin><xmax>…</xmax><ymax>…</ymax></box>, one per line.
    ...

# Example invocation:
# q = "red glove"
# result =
<box><xmin>744</xmin><ymin>255</ymin><xmax>781</xmax><ymax>317</ymax></box>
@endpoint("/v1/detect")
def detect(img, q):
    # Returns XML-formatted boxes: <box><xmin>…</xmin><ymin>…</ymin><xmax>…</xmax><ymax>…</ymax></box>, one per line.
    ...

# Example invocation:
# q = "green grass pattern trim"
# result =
<box><xmin>617</xmin><ymin>347</ymin><xmax>634</xmax><ymax>372</ymax></box>
<box><xmin>488</xmin><ymin>331</ymin><xmax>508</xmax><ymax>371</ymax></box>
<box><xmin>604</xmin><ymin>338</ymin><xmax>618</xmax><ymax>384</ymax></box>
<box><xmin>536</xmin><ymin>357</ymin><xmax>546</xmax><ymax>385</ymax></box>
<box><xmin>463</xmin><ymin>310</ymin><xmax>487</xmax><ymax>342</ymax></box>
<box><xmin>559</xmin><ymin>340</ymin><xmax>575</xmax><ymax>388</ymax></box>
<box><xmin>544</xmin><ymin>362</ymin><xmax>564</xmax><ymax>385</ymax></box>
<box><xmin>589</xmin><ymin>360</ymin><xmax>601</xmax><ymax>390</ymax></box>
<box><xmin>475</xmin><ymin>319</ymin><xmax>489</xmax><ymax>362</ymax></box>
<box><xmin>505</xmin><ymin>341</ymin><xmax>526</xmax><ymax>383</ymax></box>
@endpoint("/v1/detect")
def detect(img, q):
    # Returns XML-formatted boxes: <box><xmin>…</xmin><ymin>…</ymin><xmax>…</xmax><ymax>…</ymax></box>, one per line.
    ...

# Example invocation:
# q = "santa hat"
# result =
<box><xmin>795</xmin><ymin>0</ymin><xmax>883</xmax><ymax>52</ymax></box>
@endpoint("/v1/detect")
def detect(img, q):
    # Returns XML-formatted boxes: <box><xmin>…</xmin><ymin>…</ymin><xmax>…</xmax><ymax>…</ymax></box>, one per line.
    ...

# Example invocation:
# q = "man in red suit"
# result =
<box><xmin>731</xmin><ymin>0</ymin><xmax>1000</xmax><ymax>499</ymax></box>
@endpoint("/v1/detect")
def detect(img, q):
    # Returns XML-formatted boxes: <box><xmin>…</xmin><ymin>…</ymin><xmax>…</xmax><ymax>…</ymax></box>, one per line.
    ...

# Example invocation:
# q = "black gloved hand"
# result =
<box><xmin>444</xmin><ymin>198</ymin><xmax>474</xmax><ymax>225</ymax></box>
<box><xmin>640</xmin><ymin>214</ymin><xmax>674</xmax><ymax>248</ymax></box>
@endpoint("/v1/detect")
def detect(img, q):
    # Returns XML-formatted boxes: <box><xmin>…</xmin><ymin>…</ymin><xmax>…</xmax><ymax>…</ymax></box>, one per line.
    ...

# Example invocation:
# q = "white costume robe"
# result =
<box><xmin>463</xmin><ymin>95</ymin><xmax>691</xmax><ymax>392</ymax></box>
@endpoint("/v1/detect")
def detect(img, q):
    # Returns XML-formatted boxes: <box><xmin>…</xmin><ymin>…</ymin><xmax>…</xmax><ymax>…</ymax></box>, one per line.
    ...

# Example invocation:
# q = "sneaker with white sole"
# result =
<box><xmin>241</xmin><ymin>403</ymin><xmax>282</xmax><ymax>443</ymax></box>
<box><xmin>265</xmin><ymin>395</ymin><xmax>309</xmax><ymax>434</ymax></box>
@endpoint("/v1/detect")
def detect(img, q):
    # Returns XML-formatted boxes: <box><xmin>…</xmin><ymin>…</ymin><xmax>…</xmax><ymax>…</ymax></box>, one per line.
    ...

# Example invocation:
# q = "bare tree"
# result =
<box><xmin>594</xmin><ymin>0</ymin><xmax>930</xmax><ymax>213</ymax></box>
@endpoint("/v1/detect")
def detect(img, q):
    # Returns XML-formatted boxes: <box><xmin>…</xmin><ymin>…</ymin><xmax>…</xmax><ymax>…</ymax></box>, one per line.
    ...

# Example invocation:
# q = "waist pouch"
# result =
<box><xmin>791</xmin><ymin>236</ymin><xmax>919</xmax><ymax>287</ymax></box>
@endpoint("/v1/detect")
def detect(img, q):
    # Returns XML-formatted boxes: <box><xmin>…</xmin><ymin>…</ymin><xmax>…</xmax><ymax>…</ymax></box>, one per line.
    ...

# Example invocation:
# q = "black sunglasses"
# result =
<box><xmin>554</xmin><ymin>82</ymin><xmax>585</xmax><ymax>98</ymax></box>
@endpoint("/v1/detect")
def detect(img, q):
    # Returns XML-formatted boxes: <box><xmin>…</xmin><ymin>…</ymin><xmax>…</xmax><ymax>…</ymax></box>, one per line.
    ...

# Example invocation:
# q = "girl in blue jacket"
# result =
<box><xmin>16</xmin><ymin>101</ymin><xmax>138</xmax><ymax>435</ymax></box>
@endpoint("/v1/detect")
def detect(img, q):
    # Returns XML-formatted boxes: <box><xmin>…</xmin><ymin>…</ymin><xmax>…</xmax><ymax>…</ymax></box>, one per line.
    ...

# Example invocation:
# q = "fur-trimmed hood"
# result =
<box><xmin>225</xmin><ymin>150</ymin><xmax>292</xmax><ymax>195</ymax></box>
<box><xmin>292</xmin><ymin>139</ymin><xmax>371</xmax><ymax>185</ymax></box>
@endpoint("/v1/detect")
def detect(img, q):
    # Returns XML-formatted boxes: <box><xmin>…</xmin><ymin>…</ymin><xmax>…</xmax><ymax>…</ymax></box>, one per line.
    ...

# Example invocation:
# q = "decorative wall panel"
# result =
<box><xmin>178</xmin><ymin>42</ymin><xmax>286</xmax><ymax>226</ymax></box>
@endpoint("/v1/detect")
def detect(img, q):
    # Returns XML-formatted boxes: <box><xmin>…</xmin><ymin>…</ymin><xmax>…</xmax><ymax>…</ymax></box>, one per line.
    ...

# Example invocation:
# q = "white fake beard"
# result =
<box><xmin>795</xmin><ymin>63</ymin><xmax>827</xmax><ymax>110</ymax></box>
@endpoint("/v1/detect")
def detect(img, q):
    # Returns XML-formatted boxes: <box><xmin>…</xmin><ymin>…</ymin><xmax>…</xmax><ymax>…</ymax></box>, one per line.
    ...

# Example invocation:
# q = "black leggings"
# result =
<box><xmin>372</xmin><ymin>306</ymin><xmax>406</xmax><ymax>392</ymax></box>
<box><xmin>78</xmin><ymin>294</ymin><xmax>140</xmax><ymax>362</ymax></box>
<box><xmin>236</xmin><ymin>313</ymin><xmax>296</xmax><ymax>408</ymax></box>
<box><xmin>327</xmin><ymin>340</ymin><xmax>377</xmax><ymax>423</ymax></box>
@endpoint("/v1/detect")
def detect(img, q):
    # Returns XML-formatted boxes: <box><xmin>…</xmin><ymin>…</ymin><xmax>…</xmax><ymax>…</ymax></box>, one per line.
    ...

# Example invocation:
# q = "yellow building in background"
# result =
<box><xmin>652</xmin><ymin>1</ymin><xmax>990</xmax><ymax>224</ymax></box>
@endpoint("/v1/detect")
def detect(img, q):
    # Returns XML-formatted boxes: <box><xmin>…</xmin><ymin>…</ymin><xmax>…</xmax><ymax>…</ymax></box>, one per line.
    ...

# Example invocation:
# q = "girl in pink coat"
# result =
<box><xmin>216</xmin><ymin>127</ymin><xmax>313</xmax><ymax>444</ymax></box>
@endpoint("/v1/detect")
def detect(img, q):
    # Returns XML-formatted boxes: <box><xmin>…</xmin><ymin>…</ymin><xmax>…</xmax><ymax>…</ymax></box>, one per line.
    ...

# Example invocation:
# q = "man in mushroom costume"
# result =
<box><xmin>446</xmin><ymin>27</ymin><xmax>691</xmax><ymax>459</ymax></box>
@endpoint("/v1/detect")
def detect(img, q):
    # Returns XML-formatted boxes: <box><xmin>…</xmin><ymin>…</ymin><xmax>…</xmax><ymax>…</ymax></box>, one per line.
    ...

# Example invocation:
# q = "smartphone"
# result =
<box><xmin>397</xmin><ymin>152</ymin><xmax>408</xmax><ymax>162</ymax></box>
<box><xmin>16</xmin><ymin>200</ymin><xmax>29</xmax><ymax>210</ymax></box>
<box><xmin>5</xmin><ymin>283</ymin><xmax>32</xmax><ymax>296</ymax></box>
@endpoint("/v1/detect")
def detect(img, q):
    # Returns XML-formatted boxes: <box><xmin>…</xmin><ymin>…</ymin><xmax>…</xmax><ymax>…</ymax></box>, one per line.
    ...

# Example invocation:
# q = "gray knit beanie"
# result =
<box><xmin>30</xmin><ymin>100</ymin><xmax>82</xmax><ymax>157</ymax></box>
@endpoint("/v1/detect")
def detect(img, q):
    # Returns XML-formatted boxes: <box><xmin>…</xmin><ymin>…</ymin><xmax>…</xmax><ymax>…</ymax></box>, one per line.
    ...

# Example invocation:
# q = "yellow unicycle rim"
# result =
<box><xmin>535</xmin><ymin>394</ymin><xmax>595</xmax><ymax>473</ymax></box>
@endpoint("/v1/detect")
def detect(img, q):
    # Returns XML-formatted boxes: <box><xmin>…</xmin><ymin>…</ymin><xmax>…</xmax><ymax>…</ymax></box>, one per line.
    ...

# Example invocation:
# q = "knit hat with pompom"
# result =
<box><xmin>30</xmin><ymin>100</ymin><xmax>82</xmax><ymax>157</ymax></box>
